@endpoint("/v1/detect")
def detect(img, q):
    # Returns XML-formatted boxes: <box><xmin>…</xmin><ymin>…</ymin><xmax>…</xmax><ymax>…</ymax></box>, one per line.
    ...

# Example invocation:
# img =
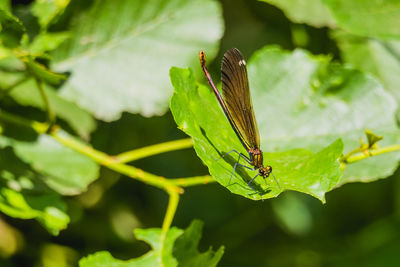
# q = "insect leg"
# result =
<box><xmin>227</xmin><ymin>160</ymin><xmax>254</xmax><ymax>186</ymax></box>
<box><xmin>217</xmin><ymin>149</ymin><xmax>251</xmax><ymax>164</ymax></box>
<box><xmin>227</xmin><ymin>154</ymin><xmax>241</xmax><ymax>186</ymax></box>
<box><xmin>247</xmin><ymin>173</ymin><xmax>259</xmax><ymax>192</ymax></box>
<box><xmin>270</xmin><ymin>172</ymin><xmax>281</xmax><ymax>189</ymax></box>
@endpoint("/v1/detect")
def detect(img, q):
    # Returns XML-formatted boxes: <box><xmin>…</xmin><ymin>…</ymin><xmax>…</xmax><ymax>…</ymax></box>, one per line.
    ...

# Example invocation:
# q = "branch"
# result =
<box><xmin>34</xmin><ymin>78</ymin><xmax>56</xmax><ymax>129</ymax></box>
<box><xmin>160</xmin><ymin>188</ymin><xmax>180</xmax><ymax>251</ymax></box>
<box><xmin>169</xmin><ymin>175</ymin><xmax>215</xmax><ymax>187</ymax></box>
<box><xmin>343</xmin><ymin>144</ymin><xmax>400</xmax><ymax>164</ymax></box>
<box><xmin>114</xmin><ymin>138</ymin><xmax>193</xmax><ymax>163</ymax></box>
<box><xmin>0</xmin><ymin>110</ymin><xmax>218</xmax><ymax>236</ymax></box>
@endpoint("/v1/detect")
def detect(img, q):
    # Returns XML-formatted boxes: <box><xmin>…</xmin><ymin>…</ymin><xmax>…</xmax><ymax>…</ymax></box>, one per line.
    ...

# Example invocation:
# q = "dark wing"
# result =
<box><xmin>221</xmin><ymin>48</ymin><xmax>260</xmax><ymax>151</ymax></box>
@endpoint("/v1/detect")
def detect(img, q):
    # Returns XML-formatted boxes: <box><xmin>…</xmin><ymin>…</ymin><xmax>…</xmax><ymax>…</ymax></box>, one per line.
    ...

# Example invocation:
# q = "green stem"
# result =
<box><xmin>169</xmin><ymin>175</ymin><xmax>215</xmax><ymax>187</ymax></box>
<box><xmin>341</xmin><ymin>147</ymin><xmax>364</xmax><ymax>162</ymax></box>
<box><xmin>0</xmin><ymin>109</ymin><xmax>48</xmax><ymax>133</ymax></box>
<box><xmin>160</xmin><ymin>190</ymin><xmax>180</xmax><ymax>252</ymax></box>
<box><xmin>115</xmin><ymin>138</ymin><xmax>193</xmax><ymax>163</ymax></box>
<box><xmin>51</xmin><ymin>130</ymin><xmax>184</xmax><ymax>193</ymax></box>
<box><xmin>343</xmin><ymin>144</ymin><xmax>400</xmax><ymax>164</ymax></box>
<box><xmin>34</xmin><ymin>78</ymin><xmax>56</xmax><ymax>129</ymax></box>
<box><xmin>0</xmin><ymin>109</ymin><xmax>217</xmax><ymax>237</ymax></box>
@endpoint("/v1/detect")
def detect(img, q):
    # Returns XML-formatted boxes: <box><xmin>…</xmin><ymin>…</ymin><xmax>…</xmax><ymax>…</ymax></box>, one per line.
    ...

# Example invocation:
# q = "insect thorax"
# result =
<box><xmin>249</xmin><ymin>148</ymin><xmax>263</xmax><ymax>169</ymax></box>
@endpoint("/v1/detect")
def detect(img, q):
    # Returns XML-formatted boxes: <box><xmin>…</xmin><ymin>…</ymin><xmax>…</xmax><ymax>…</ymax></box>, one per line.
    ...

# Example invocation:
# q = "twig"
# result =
<box><xmin>114</xmin><ymin>138</ymin><xmax>193</xmax><ymax>163</ymax></box>
<box><xmin>0</xmin><ymin>109</ymin><xmax>215</xmax><ymax>243</ymax></box>
<box><xmin>34</xmin><ymin>78</ymin><xmax>56</xmax><ymax>130</ymax></box>
<box><xmin>343</xmin><ymin>144</ymin><xmax>400</xmax><ymax>164</ymax></box>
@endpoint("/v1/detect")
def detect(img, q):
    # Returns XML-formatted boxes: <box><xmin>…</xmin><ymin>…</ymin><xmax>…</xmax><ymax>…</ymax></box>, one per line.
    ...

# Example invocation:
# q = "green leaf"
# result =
<box><xmin>9</xmin><ymin>78</ymin><xmax>96</xmax><ymax>138</ymax></box>
<box><xmin>29</xmin><ymin>32</ymin><xmax>70</xmax><ymax>55</ymax></box>
<box><xmin>51</xmin><ymin>0</ymin><xmax>223</xmax><ymax>121</ymax></box>
<box><xmin>0</xmin><ymin>8</ymin><xmax>25</xmax><ymax>48</ymax></box>
<box><xmin>79</xmin><ymin>220</ymin><xmax>223</xmax><ymax>267</ymax></box>
<box><xmin>247</xmin><ymin>46</ymin><xmax>400</xmax><ymax>186</ymax></box>
<box><xmin>259</xmin><ymin>0</ymin><xmax>336</xmax><ymax>28</ymax></box>
<box><xmin>324</xmin><ymin>0</ymin><xmax>400</xmax><ymax>40</ymax></box>
<box><xmin>333</xmin><ymin>31</ymin><xmax>400</xmax><ymax>117</ymax></box>
<box><xmin>24</xmin><ymin>57</ymin><xmax>66</xmax><ymax>85</ymax></box>
<box><xmin>170</xmin><ymin>46</ymin><xmax>400</xmax><ymax>200</ymax></box>
<box><xmin>31</xmin><ymin>0</ymin><xmax>71</xmax><ymax>29</ymax></box>
<box><xmin>79</xmin><ymin>227</ymin><xmax>184</xmax><ymax>267</ymax></box>
<box><xmin>170</xmin><ymin>66</ymin><xmax>343</xmax><ymax>202</ymax></box>
<box><xmin>173</xmin><ymin>220</ymin><xmax>224</xmax><ymax>267</ymax></box>
<box><xmin>0</xmin><ymin>45</ymin><xmax>13</xmax><ymax>60</ymax></box>
<box><xmin>0</xmin><ymin>0</ymin><xmax>11</xmax><ymax>13</ymax></box>
<box><xmin>0</xmin><ymin>147</ymin><xmax>69</xmax><ymax>235</ymax></box>
<box><xmin>0</xmin><ymin>133</ymin><xmax>99</xmax><ymax>195</ymax></box>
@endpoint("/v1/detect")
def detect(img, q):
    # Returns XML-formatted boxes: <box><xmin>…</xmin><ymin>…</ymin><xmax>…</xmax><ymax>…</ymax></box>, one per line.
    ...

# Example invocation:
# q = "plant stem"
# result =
<box><xmin>34</xmin><ymin>78</ymin><xmax>56</xmax><ymax>129</ymax></box>
<box><xmin>160</xmin><ymin>189</ymin><xmax>180</xmax><ymax>250</ymax></box>
<box><xmin>341</xmin><ymin>147</ymin><xmax>364</xmax><ymax>162</ymax></box>
<box><xmin>343</xmin><ymin>144</ymin><xmax>400</xmax><ymax>164</ymax></box>
<box><xmin>50</xmin><ymin>129</ymin><xmax>184</xmax><ymax>192</ymax></box>
<box><xmin>0</xmin><ymin>109</ymin><xmax>217</xmax><ymax>237</ymax></box>
<box><xmin>114</xmin><ymin>138</ymin><xmax>193</xmax><ymax>163</ymax></box>
<box><xmin>169</xmin><ymin>175</ymin><xmax>215</xmax><ymax>187</ymax></box>
<box><xmin>0</xmin><ymin>109</ymin><xmax>48</xmax><ymax>133</ymax></box>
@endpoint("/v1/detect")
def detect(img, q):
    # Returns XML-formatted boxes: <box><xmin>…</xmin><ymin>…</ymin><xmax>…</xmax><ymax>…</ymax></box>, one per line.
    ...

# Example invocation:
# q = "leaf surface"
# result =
<box><xmin>0</xmin><ymin>133</ymin><xmax>99</xmax><ymax>195</ymax></box>
<box><xmin>0</xmin><ymin>147</ymin><xmax>69</xmax><ymax>235</ymax></box>
<box><xmin>79</xmin><ymin>220</ymin><xmax>223</xmax><ymax>267</ymax></box>
<box><xmin>52</xmin><ymin>0</ymin><xmax>224</xmax><ymax>121</ymax></box>
<box><xmin>259</xmin><ymin>0</ymin><xmax>336</xmax><ymax>27</ymax></box>
<box><xmin>324</xmin><ymin>0</ymin><xmax>400</xmax><ymax>40</ymax></box>
<box><xmin>170</xmin><ymin>46</ymin><xmax>400</xmax><ymax>201</ymax></box>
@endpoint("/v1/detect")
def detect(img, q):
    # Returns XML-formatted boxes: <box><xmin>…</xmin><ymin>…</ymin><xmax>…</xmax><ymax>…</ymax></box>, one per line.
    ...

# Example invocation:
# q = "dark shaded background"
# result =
<box><xmin>2</xmin><ymin>0</ymin><xmax>400</xmax><ymax>266</ymax></box>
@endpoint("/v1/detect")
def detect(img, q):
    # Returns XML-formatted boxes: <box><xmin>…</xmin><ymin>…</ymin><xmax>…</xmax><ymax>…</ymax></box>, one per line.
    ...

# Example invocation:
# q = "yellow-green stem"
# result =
<box><xmin>115</xmin><ymin>138</ymin><xmax>193</xmax><ymax>163</ymax></box>
<box><xmin>0</xmin><ymin>109</ymin><xmax>215</xmax><ymax>237</ymax></box>
<box><xmin>34</xmin><ymin>78</ymin><xmax>56</xmax><ymax>128</ymax></box>
<box><xmin>169</xmin><ymin>175</ymin><xmax>215</xmax><ymax>187</ymax></box>
<box><xmin>160</xmin><ymin>189</ymin><xmax>180</xmax><ymax>252</ymax></box>
<box><xmin>344</xmin><ymin>144</ymin><xmax>400</xmax><ymax>164</ymax></box>
<box><xmin>51</xmin><ymin>130</ymin><xmax>184</xmax><ymax>192</ymax></box>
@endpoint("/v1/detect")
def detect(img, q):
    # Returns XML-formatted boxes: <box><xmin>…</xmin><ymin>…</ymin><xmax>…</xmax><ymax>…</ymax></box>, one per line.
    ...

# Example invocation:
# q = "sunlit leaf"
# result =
<box><xmin>29</xmin><ymin>32</ymin><xmax>70</xmax><ymax>55</ymax></box>
<box><xmin>324</xmin><ymin>0</ymin><xmax>400</xmax><ymax>40</ymax></box>
<box><xmin>9</xmin><ymin>78</ymin><xmax>96</xmax><ymax>137</ymax></box>
<box><xmin>170</xmin><ymin>46</ymin><xmax>400</xmax><ymax>201</ymax></box>
<box><xmin>245</xmin><ymin>46</ymin><xmax>400</xmax><ymax>186</ymax></box>
<box><xmin>31</xmin><ymin>0</ymin><xmax>71</xmax><ymax>29</ymax></box>
<box><xmin>51</xmin><ymin>0</ymin><xmax>224</xmax><ymax>121</ymax></box>
<box><xmin>334</xmin><ymin>31</ymin><xmax>400</xmax><ymax>117</ymax></box>
<box><xmin>170</xmin><ymin>66</ymin><xmax>343</xmax><ymax>202</ymax></box>
<box><xmin>260</xmin><ymin>0</ymin><xmax>336</xmax><ymax>28</ymax></box>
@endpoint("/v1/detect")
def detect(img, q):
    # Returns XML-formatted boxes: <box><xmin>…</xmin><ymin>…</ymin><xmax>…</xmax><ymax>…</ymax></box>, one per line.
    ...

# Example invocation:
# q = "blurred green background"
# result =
<box><xmin>1</xmin><ymin>0</ymin><xmax>400</xmax><ymax>266</ymax></box>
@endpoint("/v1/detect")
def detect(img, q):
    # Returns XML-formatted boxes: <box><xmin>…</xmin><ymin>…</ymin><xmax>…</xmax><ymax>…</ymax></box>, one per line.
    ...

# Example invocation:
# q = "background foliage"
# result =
<box><xmin>1</xmin><ymin>0</ymin><xmax>400</xmax><ymax>266</ymax></box>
